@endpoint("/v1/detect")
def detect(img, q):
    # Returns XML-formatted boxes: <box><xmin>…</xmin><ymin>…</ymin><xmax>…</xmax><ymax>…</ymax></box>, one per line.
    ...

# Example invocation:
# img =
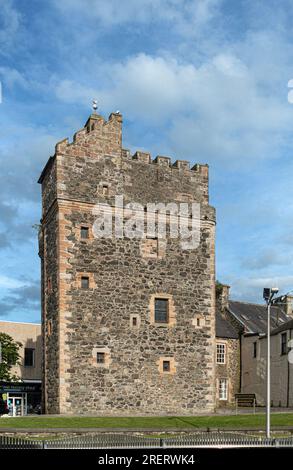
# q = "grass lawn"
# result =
<box><xmin>0</xmin><ymin>413</ymin><xmax>292</xmax><ymax>429</ymax></box>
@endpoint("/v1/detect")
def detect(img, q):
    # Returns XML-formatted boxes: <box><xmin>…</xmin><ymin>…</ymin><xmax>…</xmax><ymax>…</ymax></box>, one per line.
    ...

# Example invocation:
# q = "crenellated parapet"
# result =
<box><xmin>119</xmin><ymin>148</ymin><xmax>208</xmax><ymax>179</ymax></box>
<box><xmin>39</xmin><ymin>111</ymin><xmax>212</xmax><ymax>216</ymax></box>
<box><xmin>127</xmin><ymin>150</ymin><xmax>209</xmax><ymax>177</ymax></box>
<box><xmin>52</xmin><ymin>112</ymin><xmax>208</xmax><ymax>178</ymax></box>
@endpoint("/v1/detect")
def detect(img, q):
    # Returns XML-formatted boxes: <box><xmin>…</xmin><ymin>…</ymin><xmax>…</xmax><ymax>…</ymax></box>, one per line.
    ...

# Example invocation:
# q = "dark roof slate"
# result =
<box><xmin>228</xmin><ymin>300</ymin><xmax>289</xmax><ymax>334</ymax></box>
<box><xmin>216</xmin><ymin>312</ymin><xmax>239</xmax><ymax>339</ymax></box>
<box><xmin>271</xmin><ymin>318</ymin><xmax>293</xmax><ymax>336</ymax></box>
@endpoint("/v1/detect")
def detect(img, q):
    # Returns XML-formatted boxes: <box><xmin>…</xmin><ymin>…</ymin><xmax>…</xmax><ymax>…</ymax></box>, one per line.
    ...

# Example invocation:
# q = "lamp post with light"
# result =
<box><xmin>263</xmin><ymin>287</ymin><xmax>279</xmax><ymax>438</ymax></box>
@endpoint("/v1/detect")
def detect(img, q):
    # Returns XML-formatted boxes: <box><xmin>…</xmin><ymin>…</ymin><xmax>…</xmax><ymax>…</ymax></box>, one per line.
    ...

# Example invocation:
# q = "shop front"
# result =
<box><xmin>0</xmin><ymin>381</ymin><xmax>42</xmax><ymax>416</ymax></box>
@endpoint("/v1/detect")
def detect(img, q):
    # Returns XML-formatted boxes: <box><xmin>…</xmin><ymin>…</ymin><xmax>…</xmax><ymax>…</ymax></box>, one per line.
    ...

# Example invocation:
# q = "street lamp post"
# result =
<box><xmin>263</xmin><ymin>287</ymin><xmax>279</xmax><ymax>438</ymax></box>
<box><xmin>266</xmin><ymin>299</ymin><xmax>271</xmax><ymax>438</ymax></box>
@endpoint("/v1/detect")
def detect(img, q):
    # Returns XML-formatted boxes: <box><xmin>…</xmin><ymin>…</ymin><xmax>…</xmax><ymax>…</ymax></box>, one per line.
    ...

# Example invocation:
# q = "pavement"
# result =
<box><xmin>215</xmin><ymin>407</ymin><xmax>293</xmax><ymax>415</ymax></box>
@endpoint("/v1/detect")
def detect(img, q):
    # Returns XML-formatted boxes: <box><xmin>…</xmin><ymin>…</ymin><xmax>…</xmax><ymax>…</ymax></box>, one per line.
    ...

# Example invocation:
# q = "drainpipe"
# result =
<box><xmin>239</xmin><ymin>333</ymin><xmax>242</xmax><ymax>392</ymax></box>
<box><xmin>287</xmin><ymin>329</ymin><xmax>292</xmax><ymax>408</ymax></box>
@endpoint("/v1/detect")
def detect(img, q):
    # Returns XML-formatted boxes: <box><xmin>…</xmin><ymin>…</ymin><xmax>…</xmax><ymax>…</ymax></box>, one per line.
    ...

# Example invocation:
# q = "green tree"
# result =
<box><xmin>216</xmin><ymin>280</ymin><xmax>225</xmax><ymax>298</ymax></box>
<box><xmin>0</xmin><ymin>333</ymin><xmax>22</xmax><ymax>382</ymax></box>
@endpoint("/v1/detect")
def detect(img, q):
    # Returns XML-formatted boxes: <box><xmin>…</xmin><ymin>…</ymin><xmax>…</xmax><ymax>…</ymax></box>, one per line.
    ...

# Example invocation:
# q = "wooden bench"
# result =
<box><xmin>235</xmin><ymin>393</ymin><xmax>256</xmax><ymax>414</ymax></box>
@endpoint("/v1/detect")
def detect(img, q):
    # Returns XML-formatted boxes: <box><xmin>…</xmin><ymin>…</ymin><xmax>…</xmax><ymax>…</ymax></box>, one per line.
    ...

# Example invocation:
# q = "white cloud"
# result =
<box><xmin>228</xmin><ymin>276</ymin><xmax>293</xmax><ymax>303</ymax></box>
<box><xmin>0</xmin><ymin>66</ymin><xmax>29</xmax><ymax>90</ymax></box>
<box><xmin>0</xmin><ymin>275</ymin><xmax>28</xmax><ymax>289</ymax></box>
<box><xmin>0</xmin><ymin>123</ymin><xmax>58</xmax><ymax>203</ymax></box>
<box><xmin>0</xmin><ymin>0</ymin><xmax>21</xmax><ymax>55</ymax></box>
<box><xmin>54</xmin><ymin>49</ymin><xmax>292</xmax><ymax>164</ymax></box>
<box><xmin>242</xmin><ymin>250</ymin><xmax>291</xmax><ymax>271</ymax></box>
<box><xmin>53</xmin><ymin>0</ymin><xmax>221</xmax><ymax>33</ymax></box>
<box><xmin>55</xmin><ymin>79</ymin><xmax>98</xmax><ymax>105</ymax></box>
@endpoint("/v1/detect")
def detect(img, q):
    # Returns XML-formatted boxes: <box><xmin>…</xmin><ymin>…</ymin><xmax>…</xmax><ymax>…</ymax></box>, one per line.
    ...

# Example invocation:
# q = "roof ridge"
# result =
<box><xmin>229</xmin><ymin>299</ymin><xmax>284</xmax><ymax>308</ymax></box>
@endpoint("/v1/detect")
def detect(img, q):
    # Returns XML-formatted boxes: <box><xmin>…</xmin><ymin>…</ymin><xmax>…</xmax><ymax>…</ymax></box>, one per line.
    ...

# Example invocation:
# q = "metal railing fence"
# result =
<box><xmin>1</xmin><ymin>432</ymin><xmax>293</xmax><ymax>449</ymax></box>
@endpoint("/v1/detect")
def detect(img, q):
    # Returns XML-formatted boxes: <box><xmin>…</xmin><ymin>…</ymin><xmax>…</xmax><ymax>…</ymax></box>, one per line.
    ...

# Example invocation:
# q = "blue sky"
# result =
<box><xmin>1</xmin><ymin>0</ymin><xmax>293</xmax><ymax>323</ymax></box>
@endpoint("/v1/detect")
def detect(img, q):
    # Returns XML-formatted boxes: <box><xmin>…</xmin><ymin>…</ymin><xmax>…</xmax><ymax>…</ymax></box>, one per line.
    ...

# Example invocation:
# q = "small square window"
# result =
<box><xmin>132</xmin><ymin>317</ymin><xmax>137</xmax><ymax>326</ymax></box>
<box><xmin>147</xmin><ymin>237</ymin><xmax>158</xmax><ymax>253</ymax></box>
<box><xmin>80</xmin><ymin>226</ymin><xmax>89</xmax><ymax>239</ymax></box>
<box><xmin>193</xmin><ymin>315</ymin><xmax>204</xmax><ymax>328</ymax></box>
<box><xmin>102</xmin><ymin>185</ymin><xmax>109</xmax><ymax>196</ymax></box>
<box><xmin>81</xmin><ymin>276</ymin><xmax>89</xmax><ymax>289</ymax></box>
<box><xmin>163</xmin><ymin>360</ymin><xmax>170</xmax><ymax>372</ymax></box>
<box><xmin>253</xmin><ymin>341</ymin><xmax>257</xmax><ymax>358</ymax></box>
<box><xmin>142</xmin><ymin>237</ymin><xmax>159</xmax><ymax>258</ymax></box>
<box><xmin>97</xmin><ymin>352</ymin><xmax>105</xmax><ymax>364</ymax></box>
<box><xmin>281</xmin><ymin>333</ymin><xmax>287</xmax><ymax>356</ymax></box>
<box><xmin>155</xmin><ymin>299</ymin><xmax>169</xmax><ymax>323</ymax></box>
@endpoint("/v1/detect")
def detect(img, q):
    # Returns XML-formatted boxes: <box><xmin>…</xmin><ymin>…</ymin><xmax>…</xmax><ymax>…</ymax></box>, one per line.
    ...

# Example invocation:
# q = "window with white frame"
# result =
<box><xmin>216</xmin><ymin>343</ymin><xmax>226</xmax><ymax>364</ymax></box>
<box><xmin>218</xmin><ymin>378</ymin><xmax>228</xmax><ymax>400</ymax></box>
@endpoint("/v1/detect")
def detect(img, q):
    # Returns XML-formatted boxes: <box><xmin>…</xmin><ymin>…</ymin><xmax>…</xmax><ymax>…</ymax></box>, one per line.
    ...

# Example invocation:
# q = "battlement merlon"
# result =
<box><xmin>129</xmin><ymin>151</ymin><xmax>209</xmax><ymax>176</ymax></box>
<box><xmin>38</xmin><ymin>112</ymin><xmax>123</xmax><ymax>184</ymax></box>
<box><xmin>54</xmin><ymin>112</ymin><xmax>123</xmax><ymax>156</ymax></box>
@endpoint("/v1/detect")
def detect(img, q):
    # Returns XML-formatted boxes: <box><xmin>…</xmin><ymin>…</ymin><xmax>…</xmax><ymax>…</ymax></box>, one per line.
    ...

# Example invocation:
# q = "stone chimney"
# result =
<box><xmin>283</xmin><ymin>295</ymin><xmax>293</xmax><ymax>317</ymax></box>
<box><xmin>273</xmin><ymin>294</ymin><xmax>293</xmax><ymax>317</ymax></box>
<box><xmin>216</xmin><ymin>283</ymin><xmax>230</xmax><ymax>312</ymax></box>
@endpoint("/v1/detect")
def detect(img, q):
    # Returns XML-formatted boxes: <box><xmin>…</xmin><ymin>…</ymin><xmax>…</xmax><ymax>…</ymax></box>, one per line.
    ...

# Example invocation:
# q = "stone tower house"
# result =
<box><xmin>38</xmin><ymin>112</ymin><xmax>216</xmax><ymax>415</ymax></box>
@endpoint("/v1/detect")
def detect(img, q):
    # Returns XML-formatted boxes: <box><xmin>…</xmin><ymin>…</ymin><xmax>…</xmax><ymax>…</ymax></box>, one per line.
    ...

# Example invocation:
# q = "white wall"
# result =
<box><xmin>242</xmin><ymin>330</ymin><xmax>293</xmax><ymax>407</ymax></box>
